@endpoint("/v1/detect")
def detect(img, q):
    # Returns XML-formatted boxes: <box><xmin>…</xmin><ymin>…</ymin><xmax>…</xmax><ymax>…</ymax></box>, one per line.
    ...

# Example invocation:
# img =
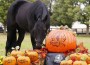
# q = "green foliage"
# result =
<box><xmin>51</xmin><ymin>0</ymin><xmax>90</xmax><ymax>28</ymax></box>
<box><xmin>28</xmin><ymin>0</ymin><xmax>50</xmax><ymax>6</ymax></box>
<box><xmin>51</xmin><ymin>0</ymin><xmax>78</xmax><ymax>27</ymax></box>
<box><xmin>0</xmin><ymin>0</ymin><xmax>14</xmax><ymax>24</ymax></box>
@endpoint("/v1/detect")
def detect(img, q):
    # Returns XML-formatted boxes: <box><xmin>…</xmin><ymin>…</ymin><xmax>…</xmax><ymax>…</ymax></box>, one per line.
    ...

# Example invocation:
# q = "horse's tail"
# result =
<box><xmin>7</xmin><ymin>0</ymin><xmax>27</xmax><ymax>21</ymax></box>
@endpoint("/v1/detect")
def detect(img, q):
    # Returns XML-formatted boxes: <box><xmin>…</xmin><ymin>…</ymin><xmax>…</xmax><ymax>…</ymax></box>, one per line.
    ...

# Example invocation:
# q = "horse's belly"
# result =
<box><xmin>16</xmin><ymin>15</ymin><xmax>29</xmax><ymax>31</ymax></box>
<box><xmin>16</xmin><ymin>3</ymin><xmax>32</xmax><ymax>32</ymax></box>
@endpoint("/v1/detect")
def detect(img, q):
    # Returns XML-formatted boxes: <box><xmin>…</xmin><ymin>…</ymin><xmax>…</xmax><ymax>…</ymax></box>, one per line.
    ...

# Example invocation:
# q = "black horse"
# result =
<box><xmin>6</xmin><ymin>0</ymin><xmax>50</xmax><ymax>55</ymax></box>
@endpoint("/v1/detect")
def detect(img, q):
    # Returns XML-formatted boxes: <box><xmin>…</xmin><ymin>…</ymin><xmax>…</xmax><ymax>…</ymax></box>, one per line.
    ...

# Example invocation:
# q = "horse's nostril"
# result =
<box><xmin>36</xmin><ymin>44</ymin><xmax>42</xmax><ymax>49</ymax></box>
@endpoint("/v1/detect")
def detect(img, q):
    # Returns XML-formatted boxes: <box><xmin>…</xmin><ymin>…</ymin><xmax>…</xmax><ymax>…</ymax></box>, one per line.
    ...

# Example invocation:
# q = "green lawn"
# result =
<box><xmin>76</xmin><ymin>36</ymin><xmax>90</xmax><ymax>49</ymax></box>
<box><xmin>0</xmin><ymin>33</ymin><xmax>90</xmax><ymax>56</ymax></box>
<box><xmin>0</xmin><ymin>33</ymin><xmax>32</xmax><ymax>55</ymax></box>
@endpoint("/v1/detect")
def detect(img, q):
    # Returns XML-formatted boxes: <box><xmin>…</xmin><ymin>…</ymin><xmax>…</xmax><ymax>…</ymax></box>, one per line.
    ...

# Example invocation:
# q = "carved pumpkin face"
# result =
<box><xmin>46</xmin><ymin>30</ymin><xmax>76</xmax><ymax>52</ymax></box>
<box><xmin>3</xmin><ymin>56</ymin><xmax>16</xmax><ymax>65</ymax></box>
<box><xmin>17</xmin><ymin>56</ymin><xmax>30</xmax><ymax>65</ymax></box>
<box><xmin>25</xmin><ymin>50</ymin><xmax>39</xmax><ymax>62</ymax></box>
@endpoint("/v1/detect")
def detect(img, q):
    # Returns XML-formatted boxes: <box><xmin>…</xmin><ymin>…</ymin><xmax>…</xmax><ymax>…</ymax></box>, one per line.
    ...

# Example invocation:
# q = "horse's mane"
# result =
<box><xmin>28</xmin><ymin>0</ymin><xmax>43</xmax><ymax>13</ymax></box>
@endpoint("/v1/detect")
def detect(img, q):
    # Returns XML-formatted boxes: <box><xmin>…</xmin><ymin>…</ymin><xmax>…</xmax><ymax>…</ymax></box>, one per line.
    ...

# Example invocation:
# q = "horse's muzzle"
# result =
<box><xmin>36</xmin><ymin>43</ymin><xmax>42</xmax><ymax>49</ymax></box>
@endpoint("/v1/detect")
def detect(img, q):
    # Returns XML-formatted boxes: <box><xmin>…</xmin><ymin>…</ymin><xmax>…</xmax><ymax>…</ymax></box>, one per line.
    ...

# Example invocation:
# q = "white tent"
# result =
<box><xmin>72</xmin><ymin>21</ymin><xmax>87</xmax><ymax>29</ymax></box>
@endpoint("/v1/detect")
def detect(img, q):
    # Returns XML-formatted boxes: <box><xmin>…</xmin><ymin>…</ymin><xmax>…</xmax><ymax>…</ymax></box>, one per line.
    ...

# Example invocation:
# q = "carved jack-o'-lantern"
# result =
<box><xmin>25</xmin><ymin>50</ymin><xmax>39</xmax><ymax>62</ymax></box>
<box><xmin>3</xmin><ymin>56</ymin><xmax>16</xmax><ymax>65</ymax></box>
<box><xmin>17</xmin><ymin>56</ymin><xmax>30</xmax><ymax>65</ymax></box>
<box><xmin>46</xmin><ymin>30</ymin><xmax>76</xmax><ymax>52</ymax></box>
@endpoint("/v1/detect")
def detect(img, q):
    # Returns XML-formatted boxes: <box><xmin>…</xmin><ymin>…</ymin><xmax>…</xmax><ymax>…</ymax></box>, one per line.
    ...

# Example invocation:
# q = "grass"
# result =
<box><xmin>76</xmin><ymin>36</ymin><xmax>90</xmax><ymax>49</ymax></box>
<box><xmin>0</xmin><ymin>33</ymin><xmax>90</xmax><ymax>56</ymax></box>
<box><xmin>0</xmin><ymin>33</ymin><xmax>32</xmax><ymax>55</ymax></box>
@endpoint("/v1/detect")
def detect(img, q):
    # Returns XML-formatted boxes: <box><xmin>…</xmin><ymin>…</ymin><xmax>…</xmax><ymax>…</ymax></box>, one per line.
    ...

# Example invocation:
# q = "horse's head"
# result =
<box><xmin>31</xmin><ymin>1</ymin><xmax>50</xmax><ymax>49</ymax></box>
<box><xmin>32</xmin><ymin>19</ymin><xmax>47</xmax><ymax>49</ymax></box>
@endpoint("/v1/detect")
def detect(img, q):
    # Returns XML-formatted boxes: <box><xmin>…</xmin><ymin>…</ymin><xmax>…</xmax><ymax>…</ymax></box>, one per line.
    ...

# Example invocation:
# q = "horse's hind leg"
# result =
<box><xmin>6</xmin><ymin>27</ymin><xmax>16</xmax><ymax>55</ymax></box>
<box><xmin>16</xmin><ymin>27</ymin><xmax>25</xmax><ymax>49</ymax></box>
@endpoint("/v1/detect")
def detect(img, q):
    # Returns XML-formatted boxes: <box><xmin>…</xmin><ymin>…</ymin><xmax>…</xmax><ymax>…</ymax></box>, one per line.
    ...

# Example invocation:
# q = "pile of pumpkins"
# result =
<box><xmin>60</xmin><ymin>53</ymin><xmax>90</xmax><ymax>65</ymax></box>
<box><xmin>60</xmin><ymin>42</ymin><xmax>90</xmax><ymax>65</ymax></box>
<box><xmin>2</xmin><ymin>46</ymin><xmax>46</xmax><ymax>65</ymax></box>
<box><xmin>45</xmin><ymin>29</ymin><xmax>90</xmax><ymax>65</ymax></box>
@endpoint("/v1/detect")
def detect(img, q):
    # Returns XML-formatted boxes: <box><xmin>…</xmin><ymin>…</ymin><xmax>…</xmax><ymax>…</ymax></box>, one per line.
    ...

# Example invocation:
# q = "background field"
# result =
<box><xmin>0</xmin><ymin>33</ymin><xmax>90</xmax><ymax>56</ymax></box>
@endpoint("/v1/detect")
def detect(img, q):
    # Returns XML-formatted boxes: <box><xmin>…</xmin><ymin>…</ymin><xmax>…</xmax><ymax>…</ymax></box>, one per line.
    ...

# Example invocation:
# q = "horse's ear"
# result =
<box><xmin>42</xmin><ymin>5</ymin><xmax>47</xmax><ymax>21</ymax></box>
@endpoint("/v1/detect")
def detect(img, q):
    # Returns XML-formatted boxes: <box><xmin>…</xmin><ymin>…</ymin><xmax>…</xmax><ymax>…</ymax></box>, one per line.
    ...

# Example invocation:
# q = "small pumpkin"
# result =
<box><xmin>73</xmin><ymin>61</ymin><xmax>87</xmax><ymax>65</ymax></box>
<box><xmin>70</xmin><ymin>53</ymin><xmax>82</xmax><ymax>61</ymax></box>
<box><xmin>11</xmin><ymin>46</ymin><xmax>24</xmax><ymax>59</ymax></box>
<box><xmin>11</xmin><ymin>50</ymin><xmax>24</xmax><ymax>59</ymax></box>
<box><xmin>86</xmin><ymin>54</ymin><xmax>90</xmax><ymax>64</ymax></box>
<box><xmin>46</xmin><ymin>30</ymin><xmax>76</xmax><ymax>53</ymax></box>
<box><xmin>3</xmin><ymin>56</ymin><xmax>16</xmax><ymax>65</ymax></box>
<box><xmin>25</xmin><ymin>50</ymin><xmax>39</xmax><ymax>62</ymax></box>
<box><xmin>60</xmin><ymin>60</ymin><xmax>72</xmax><ymax>65</ymax></box>
<box><xmin>17</xmin><ymin>56</ymin><xmax>30</xmax><ymax>65</ymax></box>
<box><xmin>80</xmin><ymin>54</ymin><xmax>88</xmax><ymax>61</ymax></box>
<box><xmin>66</xmin><ymin>60</ymin><xmax>73</xmax><ymax>65</ymax></box>
<box><xmin>60</xmin><ymin>60</ymin><xmax>67</xmax><ymax>65</ymax></box>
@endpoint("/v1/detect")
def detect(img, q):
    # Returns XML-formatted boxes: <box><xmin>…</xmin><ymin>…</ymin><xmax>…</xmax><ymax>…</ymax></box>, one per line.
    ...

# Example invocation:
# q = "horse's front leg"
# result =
<box><xmin>16</xmin><ymin>27</ymin><xmax>25</xmax><ymax>49</ymax></box>
<box><xmin>6</xmin><ymin>28</ymin><xmax>16</xmax><ymax>56</ymax></box>
<box><xmin>31</xmin><ymin>34</ymin><xmax>36</xmax><ymax>49</ymax></box>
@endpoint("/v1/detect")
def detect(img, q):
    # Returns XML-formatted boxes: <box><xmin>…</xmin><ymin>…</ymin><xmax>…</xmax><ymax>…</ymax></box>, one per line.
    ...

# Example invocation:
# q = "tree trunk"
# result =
<box><xmin>49</xmin><ymin>0</ymin><xmax>52</xmax><ymax>15</ymax></box>
<box><xmin>86</xmin><ymin>24</ymin><xmax>89</xmax><ymax>35</ymax></box>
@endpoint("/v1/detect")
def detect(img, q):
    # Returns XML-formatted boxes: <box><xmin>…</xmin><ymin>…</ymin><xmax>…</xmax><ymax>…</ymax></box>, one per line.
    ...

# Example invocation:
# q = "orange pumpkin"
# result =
<box><xmin>11</xmin><ymin>50</ymin><xmax>24</xmax><ymax>59</ymax></box>
<box><xmin>17</xmin><ymin>56</ymin><xmax>30</xmax><ymax>65</ymax></box>
<box><xmin>25</xmin><ymin>50</ymin><xmax>39</xmax><ymax>62</ymax></box>
<box><xmin>3</xmin><ymin>56</ymin><xmax>16</xmax><ymax>65</ymax></box>
<box><xmin>66</xmin><ymin>60</ymin><xmax>73</xmax><ymax>65</ymax></box>
<box><xmin>46</xmin><ymin>30</ymin><xmax>76</xmax><ymax>52</ymax></box>
<box><xmin>60</xmin><ymin>60</ymin><xmax>72</xmax><ymax>65</ymax></box>
<box><xmin>70</xmin><ymin>53</ymin><xmax>82</xmax><ymax>61</ymax></box>
<box><xmin>60</xmin><ymin>60</ymin><xmax>67</xmax><ymax>65</ymax></box>
<box><xmin>86</xmin><ymin>54</ymin><xmax>90</xmax><ymax>64</ymax></box>
<box><xmin>73</xmin><ymin>61</ymin><xmax>87</xmax><ymax>65</ymax></box>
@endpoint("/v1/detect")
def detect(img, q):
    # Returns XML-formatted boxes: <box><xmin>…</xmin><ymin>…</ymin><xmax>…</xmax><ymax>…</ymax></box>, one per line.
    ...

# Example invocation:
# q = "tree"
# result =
<box><xmin>51</xmin><ymin>0</ymin><xmax>79</xmax><ymax>27</ymax></box>
<box><xmin>51</xmin><ymin>0</ymin><xmax>90</xmax><ymax>35</ymax></box>
<box><xmin>78</xmin><ymin>0</ymin><xmax>90</xmax><ymax>35</ymax></box>
<box><xmin>0</xmin><ymin>0</ymin><xmax>14</xmax><ymax>33</ymax></box>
